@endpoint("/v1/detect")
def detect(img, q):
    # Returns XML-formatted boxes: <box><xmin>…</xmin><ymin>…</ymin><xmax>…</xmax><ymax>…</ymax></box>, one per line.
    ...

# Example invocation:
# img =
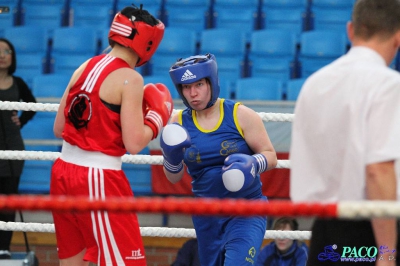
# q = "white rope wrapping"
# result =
<box><xmin>0</xmin><ymin>101</ymin><xmax>294</xmax><ymax>122</ymax></box>
<box><xmin>0</xmin><ymin>150</ymin><xmax>291</xmax><ymax>168</ymax></box>
<box><xmin>0</xmin><ymin>222</ymin><xmax>310</xmax><ymax>240</ymax></box>
<box><xmin>0</xmin><ymin>101</ymin><xmax>58</xmax><ymax>112</ymax></box>
<box><xmin>338</xmin><ymin>201</ymin><xmax>400</xmax><ymax>219</ymax></box>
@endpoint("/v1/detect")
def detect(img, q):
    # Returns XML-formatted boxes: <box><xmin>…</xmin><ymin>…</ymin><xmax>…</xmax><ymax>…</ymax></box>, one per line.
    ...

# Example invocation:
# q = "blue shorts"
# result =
<box><xmin>193</xmin><ymin>214</ymin><xmax>267</xmax><ymax>266</ymax></box>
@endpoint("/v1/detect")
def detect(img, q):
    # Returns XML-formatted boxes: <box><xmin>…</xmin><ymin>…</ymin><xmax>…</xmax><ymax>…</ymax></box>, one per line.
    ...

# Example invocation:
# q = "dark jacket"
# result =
<box><xmin>0</xmin><ymin>76</ymin><xmax>36</xmax><ymax>177</ymax></box>
<box><xmin>171</xmin><ymin>239</ymin><xmax>200</xmax><ymax>266</ymax></box>
<box><xmin>255</xmin><ymin>240</ymin><xmax>309</xmax><ymax>266</ymax></box>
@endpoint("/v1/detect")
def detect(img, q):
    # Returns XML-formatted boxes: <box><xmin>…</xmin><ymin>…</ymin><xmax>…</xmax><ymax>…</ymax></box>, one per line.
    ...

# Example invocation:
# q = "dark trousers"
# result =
<box><xmin>0</xmin><ymin>175</ymin><xmax>20</xmax><ymax>250</ymax></box>
<box><xmin>307</xmin><ymin>219</ymin><xmax>400</xmax><ymax>266</ymax></box>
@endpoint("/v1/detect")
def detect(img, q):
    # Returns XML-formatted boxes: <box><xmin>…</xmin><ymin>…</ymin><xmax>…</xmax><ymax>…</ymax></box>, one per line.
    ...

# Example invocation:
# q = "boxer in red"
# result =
<box><xmin>51</xmin><ymin>4</ymin><xmax>171</xmax><ymax>266</ymax></box>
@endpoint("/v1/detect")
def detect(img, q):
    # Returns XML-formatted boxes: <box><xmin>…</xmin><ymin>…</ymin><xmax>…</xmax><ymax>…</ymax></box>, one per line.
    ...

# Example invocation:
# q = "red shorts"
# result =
<box><xmin>50</xmin><ymin>156</ymin><xmax>146</xmax><ymax>265</ymax></box>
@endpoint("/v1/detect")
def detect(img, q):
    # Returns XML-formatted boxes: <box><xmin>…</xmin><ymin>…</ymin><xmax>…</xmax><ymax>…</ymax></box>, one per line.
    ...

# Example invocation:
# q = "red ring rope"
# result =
<box><xmin>0</xmin><ymin>195</ymin><xmax>337</xmax><ymax>218</ymax></box>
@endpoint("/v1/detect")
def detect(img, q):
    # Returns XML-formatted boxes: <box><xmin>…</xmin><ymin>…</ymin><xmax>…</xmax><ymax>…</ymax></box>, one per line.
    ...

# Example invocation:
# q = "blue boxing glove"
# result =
<box><xmin>221</xmin><ymin>153</ymin><xmax>268</xmax><ymax>192</ymax></box>
<box><xmin>160</xmin><ymin>123</ymin><xmax>191</xmax><ymax>173</ymax></box>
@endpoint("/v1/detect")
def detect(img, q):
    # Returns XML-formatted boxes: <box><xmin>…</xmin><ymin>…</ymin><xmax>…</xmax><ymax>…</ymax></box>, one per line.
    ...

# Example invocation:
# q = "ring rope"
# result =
<box><xmin>0</xmin><ymin>222</ymin><xmax>312</xmax><ymax>240</ymax></box>
<box><xmin>0</xmin><ymin>101</ymin><xmax>295</xmax><ymax>122</ymax></box>
<box><xmin>0</xmin><ymin>195</ymin><xmax>335</xmax><ymax>217</ymax></box>
<box><xmin>0</xmin><ymin>150</ymin><xmax>292</xmax><ymax>168</ymax></box>
<box><xmin>1</xmin><ymin>195</ymin><xmax>400</xmax><ymax>218</ymax></box>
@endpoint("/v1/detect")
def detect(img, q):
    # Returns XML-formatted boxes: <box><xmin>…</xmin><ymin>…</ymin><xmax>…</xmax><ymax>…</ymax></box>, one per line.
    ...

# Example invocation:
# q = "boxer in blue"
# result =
<box><xmin>161</xmin><ymin>54</ymin><xmax>278</xmax><ymax>265</ymax></box>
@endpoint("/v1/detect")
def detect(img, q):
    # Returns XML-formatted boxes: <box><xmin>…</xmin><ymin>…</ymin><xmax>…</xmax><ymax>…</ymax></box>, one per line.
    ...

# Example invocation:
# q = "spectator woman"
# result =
<box><xmin>0</xmin><ymin>38</ymin><xmax>36</xmax><ymax>259</ymax></box>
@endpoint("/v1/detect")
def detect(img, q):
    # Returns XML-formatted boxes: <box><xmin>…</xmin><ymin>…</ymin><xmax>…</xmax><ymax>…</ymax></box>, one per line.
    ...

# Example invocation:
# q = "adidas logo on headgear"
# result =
<box><xmin>181</xmin><ymin>70</ymin><xmax>196</xmax><ymax>81</ymax></box>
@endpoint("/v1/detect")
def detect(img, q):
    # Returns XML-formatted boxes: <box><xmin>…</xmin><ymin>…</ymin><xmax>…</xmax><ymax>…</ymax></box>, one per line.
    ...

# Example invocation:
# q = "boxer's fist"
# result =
<box><xmin>160</xmin><ymin>123</ymin><xmax>191</xmax><ymax>173</ymax></box>
<box><xmin>221</xmin><ymin>153</ymin><xmax>267</xmax><ymax>192</ymax></box>
<box><xmin>143</xmin><ymin>83</ymin><xmax>173</xmax><ymax>139</ymax></box>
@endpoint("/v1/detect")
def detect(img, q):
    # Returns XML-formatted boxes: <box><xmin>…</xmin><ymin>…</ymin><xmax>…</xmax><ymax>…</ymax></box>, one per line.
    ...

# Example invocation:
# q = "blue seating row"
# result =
<box><xmin>2</xmin><ymin>23</ymin><xmax>400</xmax><ymax>101</ymax></box>
<box><xmin>1</xmin><ymin>0</ymin><xmax>356</xmax><ymax>36</ymax></box>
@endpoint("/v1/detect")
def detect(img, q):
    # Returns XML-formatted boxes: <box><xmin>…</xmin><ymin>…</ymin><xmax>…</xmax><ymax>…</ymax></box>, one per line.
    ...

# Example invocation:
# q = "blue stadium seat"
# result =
<box><xmin>213</xmin><ymin>0</ymin><xmax>257</xmax><ymax>7</ymax></box>
<box><xmin>156</xmin><ymin>27</ymin><xmax>198</xmax><ymax>56</ymax></box>
<box><xmin>199</xmin><ymin>28</ymin><xmax>246</xmax><ymax>55</ymax></box>
<box><xmin>149</xmin><ymin>27</ymin><xmax>198</xmax><ymax>76</ymax></box>
<box><xmin>248</xmin><ymin>29</ymin><xmax>298</xmax><ymax>85</ymax></box>
<box><xmin>310</xmin><ymin>0</ymin><xmax>355</xmax><ymax>31</ymax></box>
<box><xmin>143</xmin><ymin>74</ymin><xmax>179</xmax><ymax>99</ymax></box>
<box><xmin>21</xmin><ymin>0</ymin><xmax>67</xmax><ymax>30</ymax></box>
<box><xmin>164</xmin><ymin>0</ymin><xmax>211</xmax><ymax>33</ymax></box>
<box><xmin>148</xmin><ymin>54</ymin><xmax>178</xmax><ymax>77</ymax></box>
<box><xmin>219</xmin><ymin>79</ymin><xmax>233</xmax><ymax>99</ymax></box>
<box><xmin>235</xmin><ymin>77</ymin><xmax>283</xmax><ymax>101</ymax></box>
<box><xmin>19</xmin><ymin>160</ymin><xmax>53</xmax><ymax>194</ymax></box>
<box><xmin>249</xmin><ymin>29</ymin><xmax>298</xmax><ymax>58</ymax></box>
<box><xmin>213</xmin><ymin>57</ymin><xmax>244</xmax><ymax>87</ymax></box>
<box><xmin>21</xmin><ymin>112</ymin><xmax>57</xmax><ymax>140</ymax></box>
<box><xmin>4</xmin><ymin>26</ymin><xmax>49</xmax><ymax>55</ymax></box>
<box><xmin>0</xmin><ymin>1</ymin><xmax>19</xmax><ymax>27</ymax></box>
<box><xmin>31</xmin><ymin>73</ymin><xmax>70</xmax><ymax>98</ymax></box>
<box><xmin>68</xmin><ymin>0</ymin><xmax>115</xmax><ymax>30</ymax></box>
<box><xmin>311</xmin><ymin>9</ymin><xmax>352</xmax><ymax>32</ymax></box>
<box><xmin>312</xmin><ymin>0</ymin><xmax>355</xmax><ymax>9</ymax></box>
<box><xmin>299</xmin><ymin>30</ymin><xmax>348</xmax><ymax>78</ymax></box>
<box><xmin>20</xmin><ymin>114</ymin><xmax>60</xmax><ymax>194</ymax></box>
<box><xmin>261</xmin><ymin>0</ymin><xmax>309</xmax><ymax>37</ymax></box>
<box><xmin>52</xmin><ymin>27</ymin><xmax>99</xmax><ymax>55</ymax></box>
<box><xmin>212</xmin><ymin>0</ymin><xmax>259</xmax><ymax>35</ymax></box>
<box><xmin>25</xmin><ymin>144</ymin><xmax>61</xmax><ymax>152</ymax></box>
<box><xmin>14</xmin><ymin>53</ymin><xmax>47</xmax><ymax>88</ymax></box>
<box><xmin>199</xmin><ymin>28</ymin><xmax>247</xmax><ymax>84</ymax></box>
<box><xmin>286</xmin><ymin>78</ymin><xmax>307</xmax><ymax>101</ymax></box>
<box><xmin>50</xmin><ymin>27</ymin><xmax>98</xmax><ymax>75</ymax></box>
<box><xmin>98</xmin><ymin>27</ymin><xmax>111</xmax><ymax>53</ymax></box>
<box><xmin>123</xmin><ymin>146</ymin><xmax>152</xmax><ymax>195</ymax></box>
<box><xmin>51</xmin><ymin>54</ymin><xmax>90</xmax><ymax>75</ymax></box>
<box><xmin>4</xmin><ymin>26</ymin><xmax>50</xmax><ymax>74</ymax></box>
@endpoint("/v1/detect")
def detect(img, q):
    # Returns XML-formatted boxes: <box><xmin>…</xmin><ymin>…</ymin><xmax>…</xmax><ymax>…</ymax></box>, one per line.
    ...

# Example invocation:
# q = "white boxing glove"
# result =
<box><xmin>160</xmin><ymin>123</ymin><xmax>191</xmax><ymax>173</ymax></box>
<box><xmin>221</xmin><ymin>153</ymin><xmax>267</xmax><ymax>192</ymax></box>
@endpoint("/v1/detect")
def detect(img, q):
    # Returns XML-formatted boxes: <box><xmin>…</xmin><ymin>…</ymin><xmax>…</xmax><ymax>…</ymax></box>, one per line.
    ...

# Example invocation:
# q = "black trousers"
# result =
<box><xmin>0</xmin><ymin>175</ymin><xmax>20</xmax><ymax>251</ymax></box>
<box><xmin>307</xmin><ymin>219</ymin><xmax>400</xmax><ymax>266</ymax></box>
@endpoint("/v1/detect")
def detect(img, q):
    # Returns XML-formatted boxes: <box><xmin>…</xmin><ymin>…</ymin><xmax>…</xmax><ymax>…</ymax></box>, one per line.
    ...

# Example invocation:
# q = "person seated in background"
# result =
<box><xmin>171</xmin><ymin>238</ymin><xmax>200</xmax><ymax>266</ymax></box>
<box><xmin>255</xmin><ymin>217</ymin><xmax>309</xmax><ymax>266</ymax></box>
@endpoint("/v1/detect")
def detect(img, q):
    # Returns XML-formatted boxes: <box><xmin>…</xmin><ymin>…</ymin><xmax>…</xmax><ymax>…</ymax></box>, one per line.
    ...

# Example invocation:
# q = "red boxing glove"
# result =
<box><xmin>143</xmin><ymin>83</ymin><xmax>173</xmax><ymax>139</ymax></box>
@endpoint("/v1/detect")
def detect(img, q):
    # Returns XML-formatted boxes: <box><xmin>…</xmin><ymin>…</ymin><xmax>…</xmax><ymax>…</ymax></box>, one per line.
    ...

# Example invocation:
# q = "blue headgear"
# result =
<box><xmin>169</xmin><ymin>53</ymin><xmax>220</xmax><ymax>109</ymax></box>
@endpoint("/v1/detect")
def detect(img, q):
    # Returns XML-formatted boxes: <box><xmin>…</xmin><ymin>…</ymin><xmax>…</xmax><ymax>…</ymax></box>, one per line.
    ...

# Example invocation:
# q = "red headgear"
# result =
<box><xmin>108</xmin><ymin>5</ymin><xmax>165</xmax><ymax>66</ymax></box>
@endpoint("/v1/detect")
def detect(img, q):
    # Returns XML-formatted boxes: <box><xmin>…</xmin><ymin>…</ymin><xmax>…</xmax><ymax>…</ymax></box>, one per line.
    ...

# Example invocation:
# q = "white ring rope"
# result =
<box><xmin>0</xmin><ymin>149</ymin><xmax>291</xmax><ymax>168</ymax></box>
<box><xmin>0</xmin><ymin>101</ymin><xmax>295</xmax><ymax>122</ymax></box>
<box><xmin>0</xmin><ymin>222</ymin><xmax>311</xmax><ymax>240</ymax></box>
<box><xmin>338</xmin><ymin>201</ymin><xmax>400</xmax><ymax>219</ymax></box>
<box><xmin>0</xmin><ymin>100</ymin><xmax>292</xmax><ymax>168</ymax></box>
